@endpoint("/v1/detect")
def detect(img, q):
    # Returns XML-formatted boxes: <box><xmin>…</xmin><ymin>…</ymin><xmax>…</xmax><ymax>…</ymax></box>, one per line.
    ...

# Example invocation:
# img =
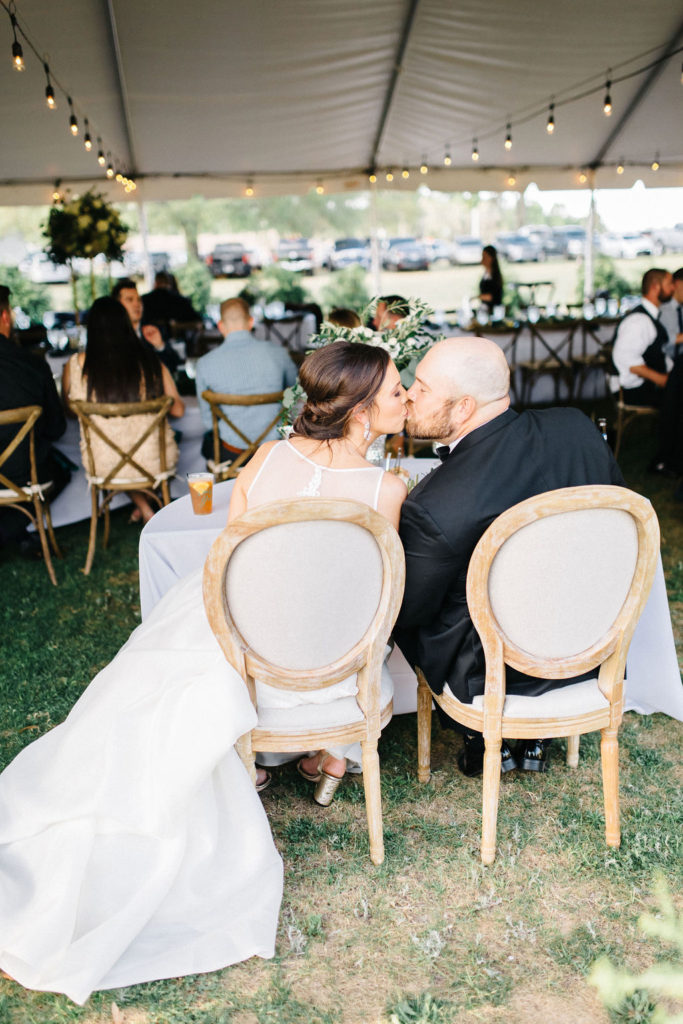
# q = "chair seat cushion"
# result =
<box><xmin>443</xmin><ymin>678</ymin><xmax>608</xmax><ymax>719</ymax></box>
<box><xmin>256</xmin><ymin>664</ymin><xmax>393</xmax><ymax>733</ymax></box>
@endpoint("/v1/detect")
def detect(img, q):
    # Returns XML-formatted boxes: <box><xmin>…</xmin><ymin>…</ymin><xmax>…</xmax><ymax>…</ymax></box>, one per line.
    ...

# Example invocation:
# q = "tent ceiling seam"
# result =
<box><xmin>589</xmin><ymin>15</ymin><xmax>683</xmax><ymax>169</ymax></box>
<box><xmin>368</xmin><ymin>0</ymin><xmax>421</xmax><ymax>171</ymax></box>
<box><xmin>104</xmin><ymin>0</ymin><xmax>137</xmax><ymax>172</ymax></box>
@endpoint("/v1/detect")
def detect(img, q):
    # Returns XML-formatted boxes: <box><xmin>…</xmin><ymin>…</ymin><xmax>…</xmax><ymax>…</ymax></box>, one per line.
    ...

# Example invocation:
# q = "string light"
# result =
<box><xmin>401</xmin><ymin>167</ymin><xmax>410</xmax><ymax>179</ymax></box>
<box><xmin>106</xmin><ymin>156</ymin><xmax>114</xmax><ymax>179</ymax></box>
<box><xmin>315</xmin><ymin>181</ymin><xmax>324</xmax><ymax>194</ymax></box>
<box><xmin>578</xmin><ymin>170</ymin><xmax>588</xmax><ymax>184</ymax></box>
<box><xmin>419</xmin><ymin>162</ymin><xmax>428</xmax><ymax>175</ymax></box>
<box><xmin>244</xmin><ymin>180</ymin><xmax>254</xmax><ymax>197</ymax></box>
<box><xmin>546</xmin><ymin>102</ymin><xmax>555</xmax><ymax>134</ymax></box>
<box><xmin>51</xmin><ymin>180</ymin><xmax>62</xmax><ymax>204</ymax></box>
<box><xmin>97</xmin><ymin>139</ymin><xmax>106</xmax><ymax>166</ymax></box>
<box><xmin>10</xmin><ymin>13</ymin><xmax>25</xmax><ymax>70</ymax></box>
<box><xmin>504</xmin><ymin>123</ymin><xmax>512</xmax><ymax>151</ymax></box>
<box><xmin>68</xmin><ymin>96</ymin><xmax>78</xmax><ymax>136</ymax></box>
<box><xmin>603</xmin><ymin>77</ymin><xmax>612</xmax><ymax>116</ymax></box>
<box><xmin>651</xmin><ymin>153</ymin><xmax>660</xmax><ymax>171</ymax></box>
<box><xmin>83</xmin><ymin>119</ymin><xmax>92</xmax><ymax>151</ymax></box>
<box><xmin>115</xmin><ymin>169</ymin><xmax>123</xmax><ymax>183</ymax></box>
<box><xmin>443</xmin><ymin>149</ymin><xmax>452</xmax><ymax>167</ymax></box>
<box><xmin>616</xmin><ymin>158</ymin><xmax>624</xmax><ymax>175</ymax></box>
<box><xmin>368</xmin><ymin>171</ymin><xmax>377</xmax><ymax>183</ymax></box>
<box><xmin>471</xmin><ymin>138</ymin><xmax>479</xmax><ymax>162</ymax></box>
<box><xmin>506</xmin><ymin>173</ymin><xmax>517</xmax><ymax>187</ymax></box>
<box><xmin>385</xmin><ymin>169</ymin><xmax>394</xmax><ymax>182</ymax></box>
<box><xmin>43</xmin><ymin>62</ymin><xmax>56</xmax><ymax>108</ymax></box>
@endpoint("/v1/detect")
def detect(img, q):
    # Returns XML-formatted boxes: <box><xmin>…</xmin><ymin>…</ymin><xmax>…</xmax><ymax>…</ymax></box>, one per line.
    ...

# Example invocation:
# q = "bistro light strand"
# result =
<box><xmin>68</xmin><ymin>96</ymin><xmax>78</xmax><ymax>136</ymax></box>
<box><xmin>603</xmin><ymin>75</ymin><xmax>612</xmax><ymax>115</ymax></box>
<box><xmin>10</xmin><ymin>11</ymin><xmax>24</xmax><ymax>70</ymax></box>
<box><xmin>83</xmin><ymin>119</ymin><xmax>92</xmax><ymax>151</ymax></box>
<box><xmin>546</xmin><ymin>102</ymin><xmax>555</xmax><ymax>133</ymax></box>
<box><xmin>504</xmin><ymin>124</ymin><xmax>512</xmax><ymax>150</ymax></box>
<box><xmin>471</xmin><ymin>138</ymin><xmax>479</xmax><ymax>161</ymax></box>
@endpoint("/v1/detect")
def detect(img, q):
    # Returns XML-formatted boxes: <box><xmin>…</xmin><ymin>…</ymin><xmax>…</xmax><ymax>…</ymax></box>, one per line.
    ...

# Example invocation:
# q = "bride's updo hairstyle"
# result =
<box><xmin>293</xmin><ymin>341</ymin><xmax>390</xmax><ymax>440</ymax></box>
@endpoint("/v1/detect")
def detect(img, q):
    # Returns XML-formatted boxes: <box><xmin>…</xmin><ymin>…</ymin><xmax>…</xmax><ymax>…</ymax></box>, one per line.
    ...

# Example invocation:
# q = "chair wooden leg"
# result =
<box><xmin>161</xmin><ymin>479</ymin><xmax>170</xmax><ymax>506</ymax></box>
<box><xmin>416</xmin><ymin>670</ymin><xmax>433</xmax><ymax>783</ymax></box>
<box><xmin>235</xmin><ymin>731</ymin><xmax>257</xmax><ymax>785</ymax></box>
<box><xmin>43</xmin><ymin>500</ymin><xmax>62</xmax><ymax>559</ymax></box>
<box><xmin>566</xmin><ymin>733</ymin><xmax>580</xmax><ymax>768</ymax></box>
<box><xmin>600</xmin><ymin>726</ymin><xmax>621</xmax><ymax>847</ymax></box>
<box><xmin>361</xmin><ymin>738</ymin><xmax>384</xmax><ymax>866</ymax></box>
<box><xmin>33</xmin><ymin>496</ymin><xmax>57</xmax><ymax>586</ymax></box>
<box><xmin>83</xmin><ymin>487</ymin><xmax>99</xmax><ymax>575</ymax></box>
<box><xmin>480</xmin><ymin>737</ymin><xmax>502</xmax><ymax>865</ymax></box>
<box><xmin>102</xmin><ymin>500</ymin><xmax>111</xmax><ymax>550</ymax></box>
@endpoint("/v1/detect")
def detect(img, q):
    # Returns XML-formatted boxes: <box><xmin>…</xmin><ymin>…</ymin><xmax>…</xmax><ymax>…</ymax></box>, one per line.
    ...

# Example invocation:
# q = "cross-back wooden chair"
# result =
<box><xmin>201</xmin><ymin>389</ymin><xmax>284</xmax><ymax>480</ymax></box>
<box><xmin>611</xmin><ymin>384</ymin><xmax>660</xmax><ymax>459</ymax></box>
<box><xmin>70</xmin><ymin>396</ymin><xmax>174</xmax><ymax>574</ymax></box>
<box><xmin>416</xmin><ymin>485</ymin><xmax>659</xmax><ymax>865</ymax></box>
<box><xmin>203</xmin><ymin>498</ymin><xmax>405</xmax><ymax>865</ymax></box>
<box><xmin>0</xmin><ymin>405</ymin><xmax>62</xmax><ymax>585</ymax></box>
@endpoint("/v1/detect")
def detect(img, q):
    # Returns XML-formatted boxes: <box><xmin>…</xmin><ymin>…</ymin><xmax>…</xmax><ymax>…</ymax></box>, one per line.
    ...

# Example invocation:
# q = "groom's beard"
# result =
<box><xmin>405</xmin><ymin>404</ymin><xmax>457</xmax><ymax>441</ymax></box>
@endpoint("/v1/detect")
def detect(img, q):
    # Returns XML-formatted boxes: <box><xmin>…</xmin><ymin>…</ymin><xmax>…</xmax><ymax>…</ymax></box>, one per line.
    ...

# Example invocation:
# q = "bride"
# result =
<box><xmin>0</xmin><ymin>341</ymin><xmax>408</xmax><ymax>1005</ymax></box>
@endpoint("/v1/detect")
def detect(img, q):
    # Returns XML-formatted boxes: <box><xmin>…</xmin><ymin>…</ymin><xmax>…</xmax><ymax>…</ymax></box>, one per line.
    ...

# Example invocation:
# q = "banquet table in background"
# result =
<box><xmin>139</xmin><ymin>462</ymin><xmax>683</xmax><ymax>723</ymax></box>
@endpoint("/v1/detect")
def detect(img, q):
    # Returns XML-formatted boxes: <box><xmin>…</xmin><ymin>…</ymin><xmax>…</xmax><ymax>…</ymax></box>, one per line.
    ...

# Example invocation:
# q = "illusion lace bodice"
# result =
<box><xmin>247</xmin><ymin>439</ymin><xmax>384</xmax><ymax>509</ymax></box>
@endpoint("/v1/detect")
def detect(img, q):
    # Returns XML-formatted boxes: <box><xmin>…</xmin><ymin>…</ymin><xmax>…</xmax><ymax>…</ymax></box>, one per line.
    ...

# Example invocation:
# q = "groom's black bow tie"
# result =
<box><xmin>435</xmin><ymin>445</ymin><xmax>451</xmax><ymax>463</ymax></box>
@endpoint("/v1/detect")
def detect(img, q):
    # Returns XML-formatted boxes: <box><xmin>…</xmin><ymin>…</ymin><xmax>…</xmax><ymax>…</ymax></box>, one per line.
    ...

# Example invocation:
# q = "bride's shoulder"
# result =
<box><xmin>377</xmin><ymin>470</ymin><xmax>408</xmax><ymax>530</ymax></box>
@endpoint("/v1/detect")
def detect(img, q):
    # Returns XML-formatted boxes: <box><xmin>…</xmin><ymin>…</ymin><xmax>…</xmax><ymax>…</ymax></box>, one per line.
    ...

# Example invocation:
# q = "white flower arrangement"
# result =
<box><xmin>279</xmin><ymin>297</ymin><xmax>442</xmax><ymax>430</ymax></box>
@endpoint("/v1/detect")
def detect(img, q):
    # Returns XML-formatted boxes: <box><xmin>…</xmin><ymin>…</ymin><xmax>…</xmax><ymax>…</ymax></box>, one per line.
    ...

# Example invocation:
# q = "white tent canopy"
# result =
<box><xmin>1</xmin><ymin>0</ymin><xmax>682</xmax><ymax>205</ymax></box>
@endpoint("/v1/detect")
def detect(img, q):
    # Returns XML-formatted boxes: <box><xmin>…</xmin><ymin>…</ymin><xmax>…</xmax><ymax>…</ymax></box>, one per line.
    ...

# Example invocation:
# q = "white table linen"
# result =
<box><xmin>139</xmin><ymin>462</ymin><xmax>682</xmax><ymax>721</ymax></box>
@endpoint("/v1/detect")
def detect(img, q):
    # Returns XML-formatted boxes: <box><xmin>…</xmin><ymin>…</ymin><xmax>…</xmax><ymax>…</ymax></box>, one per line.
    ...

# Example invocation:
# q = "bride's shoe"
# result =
<box><xmin>313</xmin><ymin>768</ymin><xmax>344</xmax><ymax>807</ymax></box>
<box><xmin>297</xmin><ymin>753</ymin><xmax>323</xmax><ymax>783</ymax></box>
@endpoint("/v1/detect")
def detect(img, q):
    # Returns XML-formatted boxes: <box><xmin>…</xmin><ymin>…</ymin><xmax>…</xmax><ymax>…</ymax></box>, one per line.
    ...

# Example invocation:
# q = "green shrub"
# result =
<box><xmin>241</xmin><ymin>265</ymin><xmax>310</xmax><ymax>307</ymax></box>
<box><xmin>320</xmin><ymin>264</ymin><xmax>371</xmax><ymax>314</ymax></box>
<box><xmin>174</xmin><ymin>258</ymin><xmax>212</xmax><ymax>316</ymax></box>
<box><xmin>0</xmin><ymin>265</ymin><xmax>51</xmax><ymax>324</ymax></box>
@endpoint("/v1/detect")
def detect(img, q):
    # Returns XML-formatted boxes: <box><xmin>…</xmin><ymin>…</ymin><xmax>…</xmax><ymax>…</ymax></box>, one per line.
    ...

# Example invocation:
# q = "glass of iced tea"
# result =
<box><xmin>187</xmin><ymin>473</ymin><xmax>214</xmax><ymax>515</ymax></box>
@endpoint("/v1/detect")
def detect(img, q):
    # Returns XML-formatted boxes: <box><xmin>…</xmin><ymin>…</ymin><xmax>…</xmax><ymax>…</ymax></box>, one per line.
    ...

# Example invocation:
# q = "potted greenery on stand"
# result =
<box><xmin>43</xmin><ymin>191</ymin><xmax>128</xmax><ymax>322</ymax></box>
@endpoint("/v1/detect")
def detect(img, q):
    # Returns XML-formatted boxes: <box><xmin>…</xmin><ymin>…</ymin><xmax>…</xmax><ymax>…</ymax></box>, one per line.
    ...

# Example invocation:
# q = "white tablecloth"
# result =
<box><xmin>139</xmin><ymin>462</ymin><xmax>683</xmax><ymax>722</ymax></box>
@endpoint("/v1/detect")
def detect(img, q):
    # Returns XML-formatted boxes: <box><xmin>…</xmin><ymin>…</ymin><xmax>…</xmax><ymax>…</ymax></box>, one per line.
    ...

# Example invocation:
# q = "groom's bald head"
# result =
<box><xmin>405</xmin><ymin>337</ymin><xmax>511</xmax><ymax>444</ymax></box>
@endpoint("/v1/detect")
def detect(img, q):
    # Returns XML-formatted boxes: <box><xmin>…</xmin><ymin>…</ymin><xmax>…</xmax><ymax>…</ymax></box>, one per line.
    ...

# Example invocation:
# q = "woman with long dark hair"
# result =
<box><xmin>0</xmin><ymin>341</ymin><xmax>407</xmax><ymax>1005</ymax></box>
<box><xmin>478</xmin><ymin>244</ymin><xmax>504</xmax><ymax>312</ymax></box>
<box><xmin>62</xmin><ymin>296</ymin><xmax>184</xmax><ymax>522</ymax></box>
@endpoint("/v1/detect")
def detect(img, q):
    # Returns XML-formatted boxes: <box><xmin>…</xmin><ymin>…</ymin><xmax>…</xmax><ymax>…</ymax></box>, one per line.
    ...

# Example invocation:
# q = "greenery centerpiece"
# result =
<box><xmin>43</xmin><ymin>190</ymin><xmax>128</xmax><ymax>321</ymax></box>
<box><xmin>281</xmin><ymin>297</ymin><xmax>441</xmax><ymax>430</ymax></box>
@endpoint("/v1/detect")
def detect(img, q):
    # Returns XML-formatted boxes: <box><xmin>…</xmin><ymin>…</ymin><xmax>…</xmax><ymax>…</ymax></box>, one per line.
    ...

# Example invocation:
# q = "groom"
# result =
<box><xmin>393</xmin><ymin>337</ymin><xmax>624</xmax><ymax>776</ymax></box>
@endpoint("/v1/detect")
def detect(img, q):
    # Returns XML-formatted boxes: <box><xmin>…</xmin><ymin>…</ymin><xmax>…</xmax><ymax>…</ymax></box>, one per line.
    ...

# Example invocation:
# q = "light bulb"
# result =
<box><xmin>97</xmin><ymin>144</ymin><xmax>106</xmax><ymax>166</ymax></box>
<box><xmin>315</xmin><ymin>182</ymin><xmax>324</xmax><ymax>194</ymax></box>
<box><xmin>10</xmin><ymin>17</ymin><xmax>24</xmax><ymax>70</ymax></box>
<box><xmin>68</xmin><ymin>98</ymin><xmax>78</xmax><ymax>136</ymax></box>
<box><xmin>471</xmin><ymin>140</ymin><xmax>479</xmax><ymax>162</ymax></box>
<box><xmin>106</xmin><ymin>162</ymin><xmax>114</xmax><ymax>179</ymax></box>
<box><xmin>420</xmin><ymin>163</ymin><xmax>428</xmax><ymax>175</ymax></box>
<box><xmin>616</xmin><ymin>161</ymin><xmax>624</xmax><ymax>175</ymax></box>
<box><xmin>368</xmin><ymin>173</ymin><xmax>377</xmax><ymax>183</ymax></box>
<box><xmin>579</xmin><ymin>171</ymin><xmax>587</xmax><ymax>184</ymax></box>
<box><xmin>84</xmin><ymin>122</ymin><xmax>92</xmax><ymax>151</ymax></box>
<box><xmin>651</xmin><ymin>156</ymin><xmax>660</xmax><ymax>171</ymax></box>
<box><xmin>507</xmin><ymin>174</ymin><xmax>516</xmax><ymax>187</ymax></box>
<box><xmin>401</xmin><ymin>168</ymin><xmax>409</xmax><ymax>179</ymax></box>
<box><xmin>504</xmin><ymin>124</ymin><xmax>512</xmax><ymax>151</ymax></box>
<box><xmin>443</xmin><ymin>152</ymin><xmax>452</xmax><ymax>167</ymax></box>
<box><xmin>386</xmin><ymin>170</ymin><xmax>394</xmax><ymax>182</ymax></box>
<box><xmin>546</xmin><ymin>103</ymin><xmax>555</xmax><ymax>134</ymax></box>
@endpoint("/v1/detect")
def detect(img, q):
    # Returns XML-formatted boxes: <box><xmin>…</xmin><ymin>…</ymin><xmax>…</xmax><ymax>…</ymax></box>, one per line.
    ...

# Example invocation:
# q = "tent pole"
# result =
<box><xmin>584</xmin><ymin>184</ymin><xmax>596</xmax><ymax>303</ymax></box>
<box><xmin>137</xmin><ymin>200</ymin><xmax>153</xmax><ymax>292</ymax></box>
<box><xmin>369</xmin><ymin>185</ymin><xmax>382</xmax><ymax>297</ymax></box>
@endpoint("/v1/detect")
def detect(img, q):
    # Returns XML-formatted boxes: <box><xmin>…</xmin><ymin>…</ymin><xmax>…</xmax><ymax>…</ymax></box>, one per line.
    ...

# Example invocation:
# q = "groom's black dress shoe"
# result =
<box><xmin>518</xmin><ymin>738</ymin><xmax>552</xmax><ymax>772</ymax></box>
<box><xmin>457</xmin><ymin>733</ymin><xmax>517</xmax><ymax>778</ymax></box>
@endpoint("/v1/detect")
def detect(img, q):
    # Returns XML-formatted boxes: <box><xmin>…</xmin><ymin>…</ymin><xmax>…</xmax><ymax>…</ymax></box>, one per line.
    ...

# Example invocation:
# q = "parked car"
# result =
<box><xmin>382</xmin><ymin>238</ymin><xmax>431</xmax><ymax>271</ymax></box>
<box><xmin>451</xmin><ymin>237</ymin><xmax>482</xmax><ymax>265</ymax></box>
<box><xmin>495</xmin><ymin>233</ymin><xmax>541</xmax><ymax>263</ymax></box>
<box><xmin>276</xmin><ymin>238</ymin><xmax>314</xmax><ymax>274</ymax></box>
<box><xmin>427</xmin><ymin>239</ymin><xmax>455</xmax><ymax>265</ymax></box>
<box><xmin>599</xmin><ymin>233</ymin><xmax>654</xmax><ymax>259</ymax></box>
<box><xmin>206</xmin><ymin>243</ymin><xmax>251</xmax><ymax>278</ymax></box>
<box><xmin>517</xmin><ymin>225</ymin><xmax>560</xmax><ymax>258</ymax></box>
<box><xmin>549</xmin><ymin>225</ymin><xmax>586</xmax><ymax>259</ymax></box>
<box><xmin>650</xmin><ymin>224</ymin><xmax>683</xmax><ymax>253</ymax></box>
<box><xmin>325</xmin><ymin>237</ymin><xmax>370</xmax><ymax>271</ymax></box>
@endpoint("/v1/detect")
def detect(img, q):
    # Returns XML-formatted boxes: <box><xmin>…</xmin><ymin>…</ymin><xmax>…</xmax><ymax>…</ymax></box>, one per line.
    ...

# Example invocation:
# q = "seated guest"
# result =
<box><xmin>112</xmin><ymin>278</ymin><xmax>181</xmax><ymax>374</ymax></box>
<box><xmin>195</xmin><ymin>297</ymin><xmax>298</xmax><ymax>463</ymax></box>
<box><xmin>62</xmin><ymin>297</ymin><xmax>184</xmax><ymax>524</ymax></box>
<box><xmin>395</xmin><ymin>337</ymin><xmax>624</xmax><ymax>776</ymax></box>
<box><xmin>659</xmin><ymin>267</ymin><xmax>683</xmax><ymax>357</ymax></box>
<box><xmin>141</xmin><ymin>270</ymin><xmax>200</xmax><ymax>329</ymax></box>
<box><xmin>610</xmin><ymin>268</ymin><xmax>674</xmax><ymax>408</ymax></box>
<box><xmin>372</xmin><ymin>294</ymin><xmax>409</xmax><ymax>331</ymax></box>
<box><xmin>0</xmin><ymin>284</ymin><xmax>69</xmax><ymax>548</ymax></box>
<box><xmin>328</xmin><ymin>308</ymin><xmax>361</xmax><ymax>329</ymax></box>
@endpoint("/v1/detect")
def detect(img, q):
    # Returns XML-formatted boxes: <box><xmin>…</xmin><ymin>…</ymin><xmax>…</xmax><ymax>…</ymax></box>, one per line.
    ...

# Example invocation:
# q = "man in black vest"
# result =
<box><xmin>393</xmin><ymin>337</ymin><xmax>623</xmax><ymax>776</ymax></box>
<box><xmin>611</xmin><ymin>268</ymin><xmax>674</xmax><ymax>408</ymax></box>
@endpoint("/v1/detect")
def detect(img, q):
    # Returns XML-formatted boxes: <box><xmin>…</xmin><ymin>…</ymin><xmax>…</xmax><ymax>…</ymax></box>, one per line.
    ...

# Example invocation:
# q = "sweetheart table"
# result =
<box><xmin>138</xmin><ymin>462</ymin><xmax>683</xmax><ymax>722</ymax></box>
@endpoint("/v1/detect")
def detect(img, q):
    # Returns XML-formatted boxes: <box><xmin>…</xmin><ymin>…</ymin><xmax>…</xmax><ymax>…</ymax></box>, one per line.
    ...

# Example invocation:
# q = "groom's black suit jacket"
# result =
<box><xmin>394</xmin><ymin>407</ymin><xmax>624</xmax><ymax>703</ymax></box>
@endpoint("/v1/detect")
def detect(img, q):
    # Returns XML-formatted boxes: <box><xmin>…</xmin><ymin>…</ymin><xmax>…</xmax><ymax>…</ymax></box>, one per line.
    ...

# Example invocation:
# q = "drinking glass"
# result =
<box><xmin>188</xmin><ymin>473</ymin><xmax>214</xmax><ymax>515</ymax></box>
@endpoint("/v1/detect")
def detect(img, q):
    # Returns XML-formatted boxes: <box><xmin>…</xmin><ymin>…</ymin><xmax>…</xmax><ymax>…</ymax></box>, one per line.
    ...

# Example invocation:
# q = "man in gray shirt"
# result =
<box><xmin>196</xmin><ymin>297</ymin><xmax>298</xmax><ymax>463</ymax></box>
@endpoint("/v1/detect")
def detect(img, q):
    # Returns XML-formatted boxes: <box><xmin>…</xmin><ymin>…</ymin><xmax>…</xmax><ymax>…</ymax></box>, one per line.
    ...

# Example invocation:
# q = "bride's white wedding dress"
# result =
<box><xmin>0</xmin><ymin>441</ymin><xmax>388</xmax><ymax>1005</ymax></box>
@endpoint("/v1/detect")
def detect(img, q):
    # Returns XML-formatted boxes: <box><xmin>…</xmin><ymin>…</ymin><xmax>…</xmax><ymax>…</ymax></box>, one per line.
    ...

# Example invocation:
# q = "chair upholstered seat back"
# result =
<box><xmin>487</xmin><ymin>506</ymin><xmax>638</xmax><ymax>661</ymax></box>
<box><xmin>225</xmin><ymin>520</ymin><xmax>382</xmax><ymax>671</ymax></box>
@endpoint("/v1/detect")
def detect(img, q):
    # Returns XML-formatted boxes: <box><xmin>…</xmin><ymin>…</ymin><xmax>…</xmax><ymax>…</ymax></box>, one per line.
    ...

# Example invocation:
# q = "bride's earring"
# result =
<box><xmin>363</xmin><ymin>422</ymin><xmax>371</xmax><ymax>441</ymax></box>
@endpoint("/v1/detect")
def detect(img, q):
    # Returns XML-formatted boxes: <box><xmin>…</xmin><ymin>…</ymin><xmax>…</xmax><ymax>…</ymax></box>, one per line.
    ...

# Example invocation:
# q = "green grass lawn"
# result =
<box><xmin>0</xmin><ymin>424</ymin><xmax>681</xmax><ymax>1024</ymax></box>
